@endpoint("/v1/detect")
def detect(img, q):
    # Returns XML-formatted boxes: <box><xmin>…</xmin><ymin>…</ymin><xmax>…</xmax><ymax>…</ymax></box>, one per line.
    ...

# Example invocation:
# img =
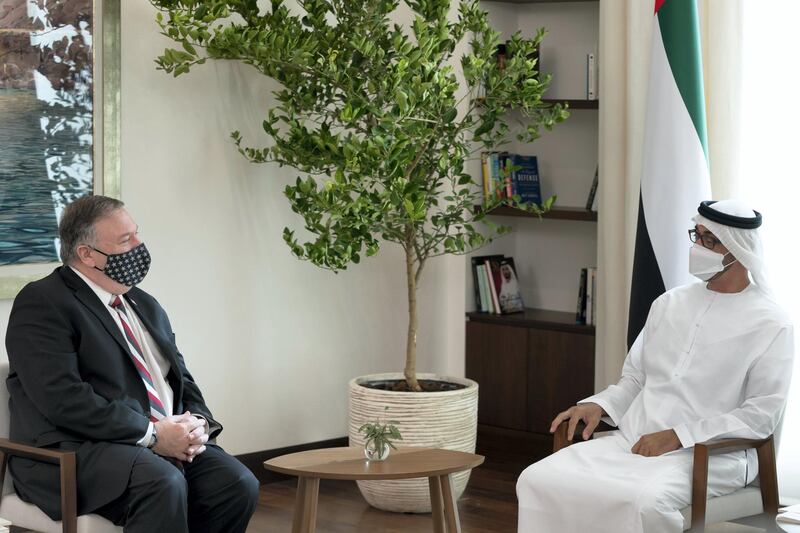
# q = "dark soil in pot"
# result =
<box><xmin>361</xmin><ymin>379</ymin><xmax>467</xmax><ymax>393</ymax></box>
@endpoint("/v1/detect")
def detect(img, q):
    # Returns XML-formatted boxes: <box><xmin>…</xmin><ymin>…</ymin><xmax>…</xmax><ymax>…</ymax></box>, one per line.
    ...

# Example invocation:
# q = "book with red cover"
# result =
<box><xmin>486</xmin><ymin>256</ymin><xmax>524</xmax><ymax>314</ymax></box>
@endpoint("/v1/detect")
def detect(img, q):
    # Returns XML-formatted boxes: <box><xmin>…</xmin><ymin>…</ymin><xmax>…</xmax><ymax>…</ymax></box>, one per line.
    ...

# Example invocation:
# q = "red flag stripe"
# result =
<box><xmin>655</xmin><ymin>0</ymin><xmax>667</xmax><ymax>13</ymax></box>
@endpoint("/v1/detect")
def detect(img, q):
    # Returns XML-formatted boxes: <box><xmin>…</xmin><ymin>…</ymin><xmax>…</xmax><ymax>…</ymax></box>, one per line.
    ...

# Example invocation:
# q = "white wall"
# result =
<box><xmin>468</xmin><ymin>2</ymin><xmax>599</xmax><ymax>314</ymax></box>
<box><xmin>0</xmin><ymin>1</ymin><xmax>465</xmax><ymax>456</ymax></box>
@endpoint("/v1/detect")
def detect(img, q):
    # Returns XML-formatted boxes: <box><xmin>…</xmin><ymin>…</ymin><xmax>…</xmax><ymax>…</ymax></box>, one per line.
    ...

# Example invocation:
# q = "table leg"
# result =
<box><xmin>429</xmin><ymin>476</ymin><xmax>446</xmax><ymax>533</ymax></box>
<box><xmin>292</xmin><ymin>477</ymin><xmax>308</xmax><ymax>533</ymax></box>
<box><xmin>300</xmin><ymin>477</ymin><xmax>320</xmax><ymax>533</ymax></box>
<box><xmin>440</xmin><ymin>474</ymin><xmax>461</xmax><ymax>533</ymax></box>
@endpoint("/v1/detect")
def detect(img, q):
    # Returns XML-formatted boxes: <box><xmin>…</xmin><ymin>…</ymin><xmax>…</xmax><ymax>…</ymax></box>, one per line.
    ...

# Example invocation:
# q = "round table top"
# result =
<box><xmin>263</xmin><ymin>447</ymin><xmax>484</xmax><ymax>480</ymax></box>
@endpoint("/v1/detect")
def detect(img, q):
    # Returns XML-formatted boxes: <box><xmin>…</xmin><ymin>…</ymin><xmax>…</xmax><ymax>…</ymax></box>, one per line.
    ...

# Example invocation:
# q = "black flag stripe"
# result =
<box><xmin>627</xmin><ymin>194</ymin><xmax>666</xmax><ymax>349</ymax></box>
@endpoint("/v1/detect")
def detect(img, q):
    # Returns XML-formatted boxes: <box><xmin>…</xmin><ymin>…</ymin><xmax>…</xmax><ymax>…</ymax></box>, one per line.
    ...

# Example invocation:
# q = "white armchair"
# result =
<box><xmin>552</xmin><ymin>419</ymin><xmax>780</xmax><ymax>532</ymax></box>
<box><xmin>0</xmin><ymin>362</ymin><xmax>121</xmax><ymax>533</ymax></box>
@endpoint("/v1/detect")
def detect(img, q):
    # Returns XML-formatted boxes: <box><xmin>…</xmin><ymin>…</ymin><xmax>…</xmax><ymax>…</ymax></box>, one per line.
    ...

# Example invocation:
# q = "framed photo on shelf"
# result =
<box><xmin>0</xmin><ymin>0</ymin><xmax>120</xmax><ymax>299</ymax></box>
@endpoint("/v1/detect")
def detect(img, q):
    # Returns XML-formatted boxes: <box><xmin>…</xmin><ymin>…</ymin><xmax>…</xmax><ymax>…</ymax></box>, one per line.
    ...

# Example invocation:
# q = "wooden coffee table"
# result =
<box><xmin>264</xmin><ymin>447</ymin><xmax>484</xmax><ymax>533</ymax></box>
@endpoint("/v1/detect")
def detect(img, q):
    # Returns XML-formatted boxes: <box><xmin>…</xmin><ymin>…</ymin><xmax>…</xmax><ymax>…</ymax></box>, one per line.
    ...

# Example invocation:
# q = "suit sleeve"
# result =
<box><xmin>673</xmin><ymin>324</ymin><xmax>794</xmax><ymax>447</ymax></box>
<box><xmin>6</xmin><ymin>286</ymin><xmax>150</xmax><ymax>444</ymax></box>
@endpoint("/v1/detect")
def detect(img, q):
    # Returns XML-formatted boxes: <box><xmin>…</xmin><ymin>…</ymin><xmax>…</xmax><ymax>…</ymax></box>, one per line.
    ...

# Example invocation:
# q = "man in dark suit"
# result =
<box><xmin>5</xmin><ymin>195</ymin><xmax>260</xmax><ymax>532</ymax></box>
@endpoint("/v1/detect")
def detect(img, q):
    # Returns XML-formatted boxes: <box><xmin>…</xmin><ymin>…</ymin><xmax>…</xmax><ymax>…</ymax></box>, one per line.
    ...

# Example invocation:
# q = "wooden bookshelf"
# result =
<box><xmin>500</xmin><ymin>0</ymin><xmax>600</xmax><ymax>4</ymax></box>
<box><xmin>467</xmin><ymin>307</ymin><xmax>594</xmax><ymax>335</ymax></box>
<box><xmin>466</xmin><ymin>308</ymin><xmax>595</xmax><ymax>436</ymax></box>
<box><xmin>501</xmin><ymin>0</ymin><xmax>597</xmax><ymax>3</ymax></box>
<box><xmin>470</xmin><ymin>0</ymin><xmax>599</xmax><ymax>457</ymax></box>
<box><xmin>478</xmin><ymin>204</ymin><xmax>597</xmax><ymax>222</ymax></box>
<box><xmin>542</xmin><ymin>98</ymin><xmax>599</xmax><ymax>110</ymax></box>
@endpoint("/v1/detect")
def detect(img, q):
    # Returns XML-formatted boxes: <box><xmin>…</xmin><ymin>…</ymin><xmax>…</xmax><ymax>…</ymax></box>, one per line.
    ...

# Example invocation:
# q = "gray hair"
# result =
<box><xmin>59</xmin><ymin>195</ymin><xmax>125</xmax><ymax>264</ymax></box>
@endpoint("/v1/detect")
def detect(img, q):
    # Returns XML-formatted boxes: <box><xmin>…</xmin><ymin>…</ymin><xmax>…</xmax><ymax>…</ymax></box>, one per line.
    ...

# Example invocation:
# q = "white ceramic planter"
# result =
<box><xmin>348</xmin><ymin>373</ymin><xmax>479</xmax><ymax>513</ymax></box>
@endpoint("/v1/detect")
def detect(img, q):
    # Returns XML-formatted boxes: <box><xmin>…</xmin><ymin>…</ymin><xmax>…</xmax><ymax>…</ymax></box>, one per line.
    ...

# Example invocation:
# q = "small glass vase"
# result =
<box><xmin>364</xmin><ymin>440</ymin><xmax>390</xmax><ymax>461</ymax></box>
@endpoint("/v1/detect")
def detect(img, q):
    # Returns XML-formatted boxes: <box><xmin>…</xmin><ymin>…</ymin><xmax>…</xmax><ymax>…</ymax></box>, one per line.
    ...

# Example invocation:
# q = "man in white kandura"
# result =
<box><xmin>516</xmin><ymin>200</ymin><xmax>794</xmax><ymax>533</ymax></box>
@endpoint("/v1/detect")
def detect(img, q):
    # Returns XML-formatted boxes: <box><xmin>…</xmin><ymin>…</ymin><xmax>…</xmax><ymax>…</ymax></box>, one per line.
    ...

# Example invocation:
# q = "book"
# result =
<box><xmin>494</xmin><ymin>152</ymin><xmax>509</xmax><ymax>199</ymax></box>
<box><xmin>470</xmin><ymin>255</ymin><xmax>484</xmax><ymax>310</ymax></box>
<box><xmin>485</xmin><ymin>265</ymin><xmax>496</xmax><ymax>312</ymax></box>
<box><xmin>489</xmin><ymin>152</ymin><xmax>503</xmax><ymax>199</ymax></box>
<box><xmin>585</xmin><ymin>166</ymin><xmax>598</xmax><ymax>210</ymax></box>
<box><xmin>576</xmin><ymin>268</ymin><xmax>587</xmax><ymax>324</ymax></box>
<box><xmin>586</xmin><ymin>53</ymin><xmax>597</xmax><ymax>100</ymax></box>
<box><xmin>472</xmin><ymin>255</ymin><xmax>504</xmax><ymax>312</ymax></box>
<box><xmin>512</xmin><ymin>154</ymin><xmax>541</xmax><ymax>205</ymax></box>
<box><xmin>481</xmin><ymin>152</ymin><xmax>491</xmax><ymax>202</ymax></box>
<box><xmin>477</xmin><ymin>263</ymin><xmax>489</xmax><ymax>312</ymax></box>
<box><xmin>586</xmin><ymin>267</ymin><xmax>596</xmax><ymax>326</ymax></box>
<box><xmin>483</xmin><ymin>264</ymin><xmax>497</xmax><ymax>313</ymax></box>
<box><xmin>591</xmin><ymin>268</ymin><xmax>597</xmax><ymax>326</ymax></box>
<box><xmin>485</xmin><ymin>258</ymin><xmax>503</xmax><ymax>314</ymax></box>
<box><xmin>501</xmin><ymin>153</ymin><xmax>513</xmax><ymax>199</ymax></box>
<box><xmin>497</xmin><ymin>258</ymin><xmax>524</xmax><ymax>313</ymax></box>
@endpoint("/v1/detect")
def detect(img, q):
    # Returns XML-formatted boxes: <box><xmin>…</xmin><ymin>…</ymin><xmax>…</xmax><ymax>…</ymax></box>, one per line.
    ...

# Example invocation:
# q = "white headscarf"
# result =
<box><xmin>692</xmin><ymin>199</ymin><xmax>770</xmax><ymax>292</ymax></box>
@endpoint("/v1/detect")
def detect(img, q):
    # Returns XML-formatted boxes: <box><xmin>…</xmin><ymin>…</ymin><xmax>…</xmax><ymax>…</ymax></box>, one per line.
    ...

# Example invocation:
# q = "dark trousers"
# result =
<box><xmin>94</xmin><ymin>444</ymin><xmax>260</xmax><ymax>533</ymax></box>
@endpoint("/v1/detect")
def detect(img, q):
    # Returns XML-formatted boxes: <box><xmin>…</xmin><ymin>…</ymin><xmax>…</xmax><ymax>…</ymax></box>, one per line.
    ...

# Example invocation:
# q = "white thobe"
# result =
<box><xmin>517</xmin><ymin>282</ymin><xmax>794</xmax><ymax>533</ymax></box>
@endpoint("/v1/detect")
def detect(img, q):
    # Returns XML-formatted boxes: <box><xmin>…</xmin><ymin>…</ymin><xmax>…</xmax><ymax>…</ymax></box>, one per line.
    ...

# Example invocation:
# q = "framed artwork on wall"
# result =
<box><xmin>0</xmin><ymin>0</ymin><xmax>120</xmax><ymax>299</ymax></box>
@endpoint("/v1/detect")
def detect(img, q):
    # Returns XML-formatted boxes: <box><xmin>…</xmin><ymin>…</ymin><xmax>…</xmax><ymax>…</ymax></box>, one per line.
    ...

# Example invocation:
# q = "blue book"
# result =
<box><xmin>489</xmin><ymin>152</ymin><xmax>504</xmax><ymax>199</ymax></box>
<box><xmin>512</xmin><ymin>154</ymin><xmax>541</xmax><ymax>205</ymax></box>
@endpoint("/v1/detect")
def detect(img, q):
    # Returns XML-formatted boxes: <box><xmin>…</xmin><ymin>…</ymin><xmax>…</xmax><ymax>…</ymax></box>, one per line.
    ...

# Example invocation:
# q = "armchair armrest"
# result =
<box><xmin>0</xmin><ymin>437</ymin><xmax>78</xmax><ymax>533</ymax></box>
<box><xmin>689</xmin><ymin>435</ymin><xmax>778</xmax><ymax>533</ymax></box>
<box><xmin>553</xmin><ymin>419</ymin><xmax>617</xmax><ymax>453</ymax></box>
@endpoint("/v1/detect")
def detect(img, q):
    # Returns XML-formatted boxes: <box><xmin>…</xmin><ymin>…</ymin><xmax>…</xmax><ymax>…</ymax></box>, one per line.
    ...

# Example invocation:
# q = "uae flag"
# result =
<box><xmin>627</xmin><ymin>0</ymin><xmax>712</xmax><ymax>348</ymax></box>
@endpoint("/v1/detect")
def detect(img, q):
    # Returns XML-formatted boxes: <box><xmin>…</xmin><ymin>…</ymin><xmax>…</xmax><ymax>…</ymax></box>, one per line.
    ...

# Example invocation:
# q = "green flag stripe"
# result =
<box><xmin>657</xmin><ymin>0</ymin><xmax>708</xmax><ymax>160</ymax></box>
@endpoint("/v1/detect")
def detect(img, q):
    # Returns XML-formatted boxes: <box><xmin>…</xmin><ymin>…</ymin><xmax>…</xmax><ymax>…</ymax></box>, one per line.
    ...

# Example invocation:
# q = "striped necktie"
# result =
<box><xmin>109</xmin><ymin>296</ymin><xmax>167</xmax><ymax>422</ymax></box>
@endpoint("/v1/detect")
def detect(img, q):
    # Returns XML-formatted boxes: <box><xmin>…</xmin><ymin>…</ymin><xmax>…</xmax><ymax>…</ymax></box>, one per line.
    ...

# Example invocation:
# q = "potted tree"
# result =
<box><xmin>152</xmin><ymin>0</ymin><xmax>567</xmax><ymax>512</ymax></box>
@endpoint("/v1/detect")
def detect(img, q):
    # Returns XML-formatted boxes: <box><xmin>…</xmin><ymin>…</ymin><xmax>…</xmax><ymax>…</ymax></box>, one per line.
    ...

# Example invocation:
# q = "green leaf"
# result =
<box><xmin>473</xmin><ymin>119</ymin><xmax>493</xmax><ymax>137</ymax></box>
<box><xmin>403</xmin><ymin>199</ymin><xmax>415</xmax><ymax>217</ymax></box>
<box><xmin>182</xmin><ymin>41</ymin><xmax>197</xmax><ymax>56</ymax></box>
<box><xmin>396</xmin><ymin>90</ymin><xmax>409</xmax><ymax>112</ymax></box>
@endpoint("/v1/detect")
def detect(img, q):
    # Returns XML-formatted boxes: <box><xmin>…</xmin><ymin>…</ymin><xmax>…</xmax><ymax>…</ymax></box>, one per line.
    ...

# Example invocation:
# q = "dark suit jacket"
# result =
<box><xmin>4</xmin><ymin>266</ymin><xmax>222</xmax><ymax>519</ymax></box>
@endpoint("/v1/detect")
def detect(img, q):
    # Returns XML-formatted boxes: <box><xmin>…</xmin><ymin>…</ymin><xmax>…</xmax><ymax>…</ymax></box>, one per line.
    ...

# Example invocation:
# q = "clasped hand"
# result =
<box><xmin>152</xmin><ymin>411</ymin><xmax>209</xmax><ymax>462</ymax></box>
<box><xmin>549</xmin><ymin>403</ymin><xmax>681</xmax><ymax>457</ymax></box>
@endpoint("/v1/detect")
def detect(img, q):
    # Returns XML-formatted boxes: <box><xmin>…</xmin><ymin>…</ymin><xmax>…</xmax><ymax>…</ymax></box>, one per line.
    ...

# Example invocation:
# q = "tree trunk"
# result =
<box><xmin>404</xmin><ymin>230</ymin><xmax>421</xmax><ymax>392</ymax></box>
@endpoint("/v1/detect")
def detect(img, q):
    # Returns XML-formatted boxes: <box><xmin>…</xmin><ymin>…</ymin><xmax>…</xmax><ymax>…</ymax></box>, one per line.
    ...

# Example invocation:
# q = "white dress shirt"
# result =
<box><xmin>70</xmin><ymin>267</ymin><xmax>174</xmax><ymax>445</ymax></box>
